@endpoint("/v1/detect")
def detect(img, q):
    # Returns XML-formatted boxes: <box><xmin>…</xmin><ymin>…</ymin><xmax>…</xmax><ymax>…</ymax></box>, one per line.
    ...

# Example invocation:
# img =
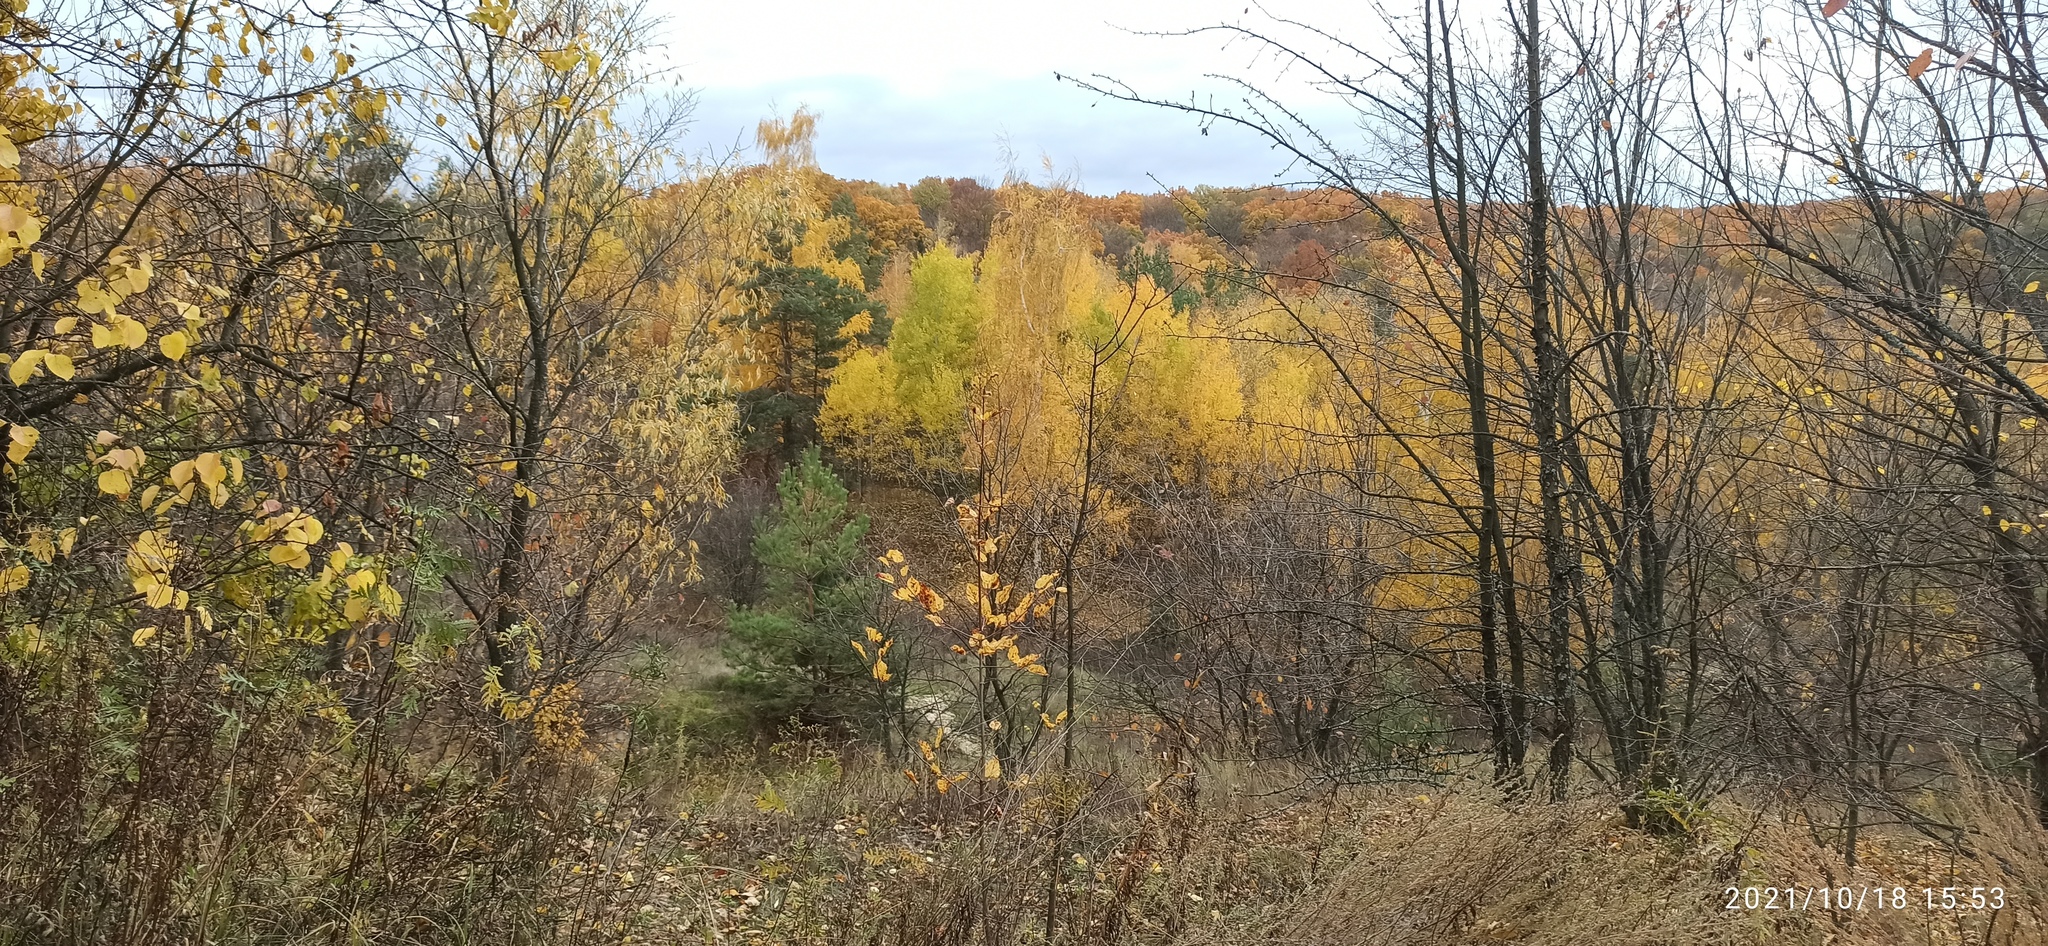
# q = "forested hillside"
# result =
<box><xmin>6</xmin><ymin>0</ymin><xmax>2048</xmax><ymax>942</ymax></box>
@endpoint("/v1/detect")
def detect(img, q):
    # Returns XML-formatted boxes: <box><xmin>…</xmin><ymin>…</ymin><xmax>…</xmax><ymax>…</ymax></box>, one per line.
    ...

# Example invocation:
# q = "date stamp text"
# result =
<box><xmin>1725</xmin><ymin>886</ymin><xmax>2007</xmax><ymax>911</ymax></box>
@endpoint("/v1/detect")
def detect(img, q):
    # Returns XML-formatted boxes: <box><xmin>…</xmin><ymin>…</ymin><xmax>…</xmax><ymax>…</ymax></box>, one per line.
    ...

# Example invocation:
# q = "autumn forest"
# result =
<box><xmin>6</xmin><ymin>0</ymin><xmax>2048</xmax><ymax>942</ymax></box>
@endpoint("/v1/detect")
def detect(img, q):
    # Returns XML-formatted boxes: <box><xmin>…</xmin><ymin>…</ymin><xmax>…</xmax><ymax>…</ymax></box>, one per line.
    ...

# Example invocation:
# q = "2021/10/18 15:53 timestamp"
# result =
<box><xmin>1725</xmin><ymin>887</ymin><xmax>2007</xmax><ymax>911</ymax></box>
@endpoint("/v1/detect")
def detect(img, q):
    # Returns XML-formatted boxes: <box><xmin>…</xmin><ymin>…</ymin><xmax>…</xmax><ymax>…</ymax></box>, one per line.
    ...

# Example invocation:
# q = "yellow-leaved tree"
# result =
<box><xmin>0</xmin><ymin>0</ymin><xmax>753</xmax><ymax>934</ymax></box>
<box><xmin>401</xmin><ymin>0</ymin><xmax>738</xmax><ymax>736</ymax></box>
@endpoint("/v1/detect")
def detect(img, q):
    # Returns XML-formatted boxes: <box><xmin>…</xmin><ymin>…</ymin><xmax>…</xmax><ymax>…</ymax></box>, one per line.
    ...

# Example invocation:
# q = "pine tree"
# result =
<box><xmin>734</xmin><ymin>257</ymin><xmax>868</xmax><ymax>463</ymax></box>
<box><xmin>722</xmin><ymin>448</ymin><xmax>883</xmax><ymax>734</ymax></box>
<box><xmin>730</xmin><ymin>220</ymin><xmax>888</xmax><ymax>468</ymax></box>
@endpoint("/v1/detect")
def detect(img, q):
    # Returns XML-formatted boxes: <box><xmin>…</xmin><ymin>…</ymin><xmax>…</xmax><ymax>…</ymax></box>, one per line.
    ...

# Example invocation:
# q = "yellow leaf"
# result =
<box><xmin>97</xmin><ymin>468</ymin><xmax>131</xmax><ymax>497</ymax></box>
<box><xmin>43</xmin><ymin>353</ymin><xmax>72</xmax><ymax>380</ymax></box>
<box><xmin>76</xmin><ymin>282</ymin><xmax>117</xmax><ymax>317</ymax></box>
<box><xmin>143</xmin><ymin>580</ymin><xmax>174</xmax><ymax>608</ymax></box>
<box><xmin>102</xmin><ymin>445</ymin><xmax>142</xmax><ymax>473</ymax></box>
<box><xmin>0</xmin><ymin>563</ymin><xmax>27</xmax><ymax>594</ymax></box>
<box><xmin>195</xmin><ymin>452</ymin><xmax>225</xmax><ymax>486</ymax></box>
<box><xmin>7</xmin><ymin>348</ymin><xmax>40</xmax><ymax>385</ymax></box>
<box><xmin>2029</xmin><ymin>281</ymin><xmax>2041</xmax><ymax>294</ymax></box>
<box><xmin>269</xmin><ymin>543</ymin><xmax>311</xmax><ymax>569</ymax></box>
<box><xmin>6</xmin><ymin>424</ymin><xmax>37</xmax><ymax>464</ymax></box>
<box><xmin>0</xmin><ymin>204</ymin><xmax>41</xmax><ymax>252</ymax></box>
<box><xmin>159</xmin><ymin>332</ymin><xmax>188</xmax><ymax>361</ymax></box>
<box><xmin>131</xmin><ymin>625</ymin><xmax>157</xmax><ymax>647</ymax></box>
<box><xmin>983</xmin><ymin>757</ymin><xmax>1001</xmax><ymax>779</ymax></box>
<box><xmin>118</xmin><ymin>317</ymin><xmax>147</xmax><ymax>350</ymax></box>
<box><xmin>540</xmin><ymin>47</ymin><xmax>583</xmax><ymax>73</ymax></box>
<box><xmin>295</xmin><ymin>515</ymin><xmax>324</xmax><ymax>544</ymax></box>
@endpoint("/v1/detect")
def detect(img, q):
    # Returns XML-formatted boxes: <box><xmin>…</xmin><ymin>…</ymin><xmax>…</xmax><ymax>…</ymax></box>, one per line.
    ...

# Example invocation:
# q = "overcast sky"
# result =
<box><xmin>647</xmin><ymin>0</ymin><xmax>1364</xmax><ymax>194</ymax></box>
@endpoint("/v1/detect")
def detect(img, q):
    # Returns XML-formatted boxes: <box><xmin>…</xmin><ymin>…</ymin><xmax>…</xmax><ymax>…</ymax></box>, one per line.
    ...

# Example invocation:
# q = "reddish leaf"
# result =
<box><xmin>1907</xmin><ymin>47</ymin><xmax>1934</xmax><ymax>79</ymax></box>
<box><xmin>1822</xmin><ymin>0</ymin><xmax>1846</xmax><ymax>16</ymax></box>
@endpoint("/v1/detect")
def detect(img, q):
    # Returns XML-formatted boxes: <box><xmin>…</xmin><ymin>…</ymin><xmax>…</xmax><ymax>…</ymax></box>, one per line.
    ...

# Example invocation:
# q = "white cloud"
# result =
<box><xmin>645</xmin><ymin>0</ymin><xmax>1370</xmax><ymax>192</ymax></box>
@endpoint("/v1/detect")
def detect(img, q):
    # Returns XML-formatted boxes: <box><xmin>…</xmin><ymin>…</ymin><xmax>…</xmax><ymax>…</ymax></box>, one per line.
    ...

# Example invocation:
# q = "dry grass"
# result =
<box><xmin>571</xmin><ymin>750</ymin><xmax>2048</xmax><ymax>946</ymax></box>
<box><xmin>11</xmin><ymin>703</ymin><xmax>2044</xmax><ymax>946</ymax></box>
